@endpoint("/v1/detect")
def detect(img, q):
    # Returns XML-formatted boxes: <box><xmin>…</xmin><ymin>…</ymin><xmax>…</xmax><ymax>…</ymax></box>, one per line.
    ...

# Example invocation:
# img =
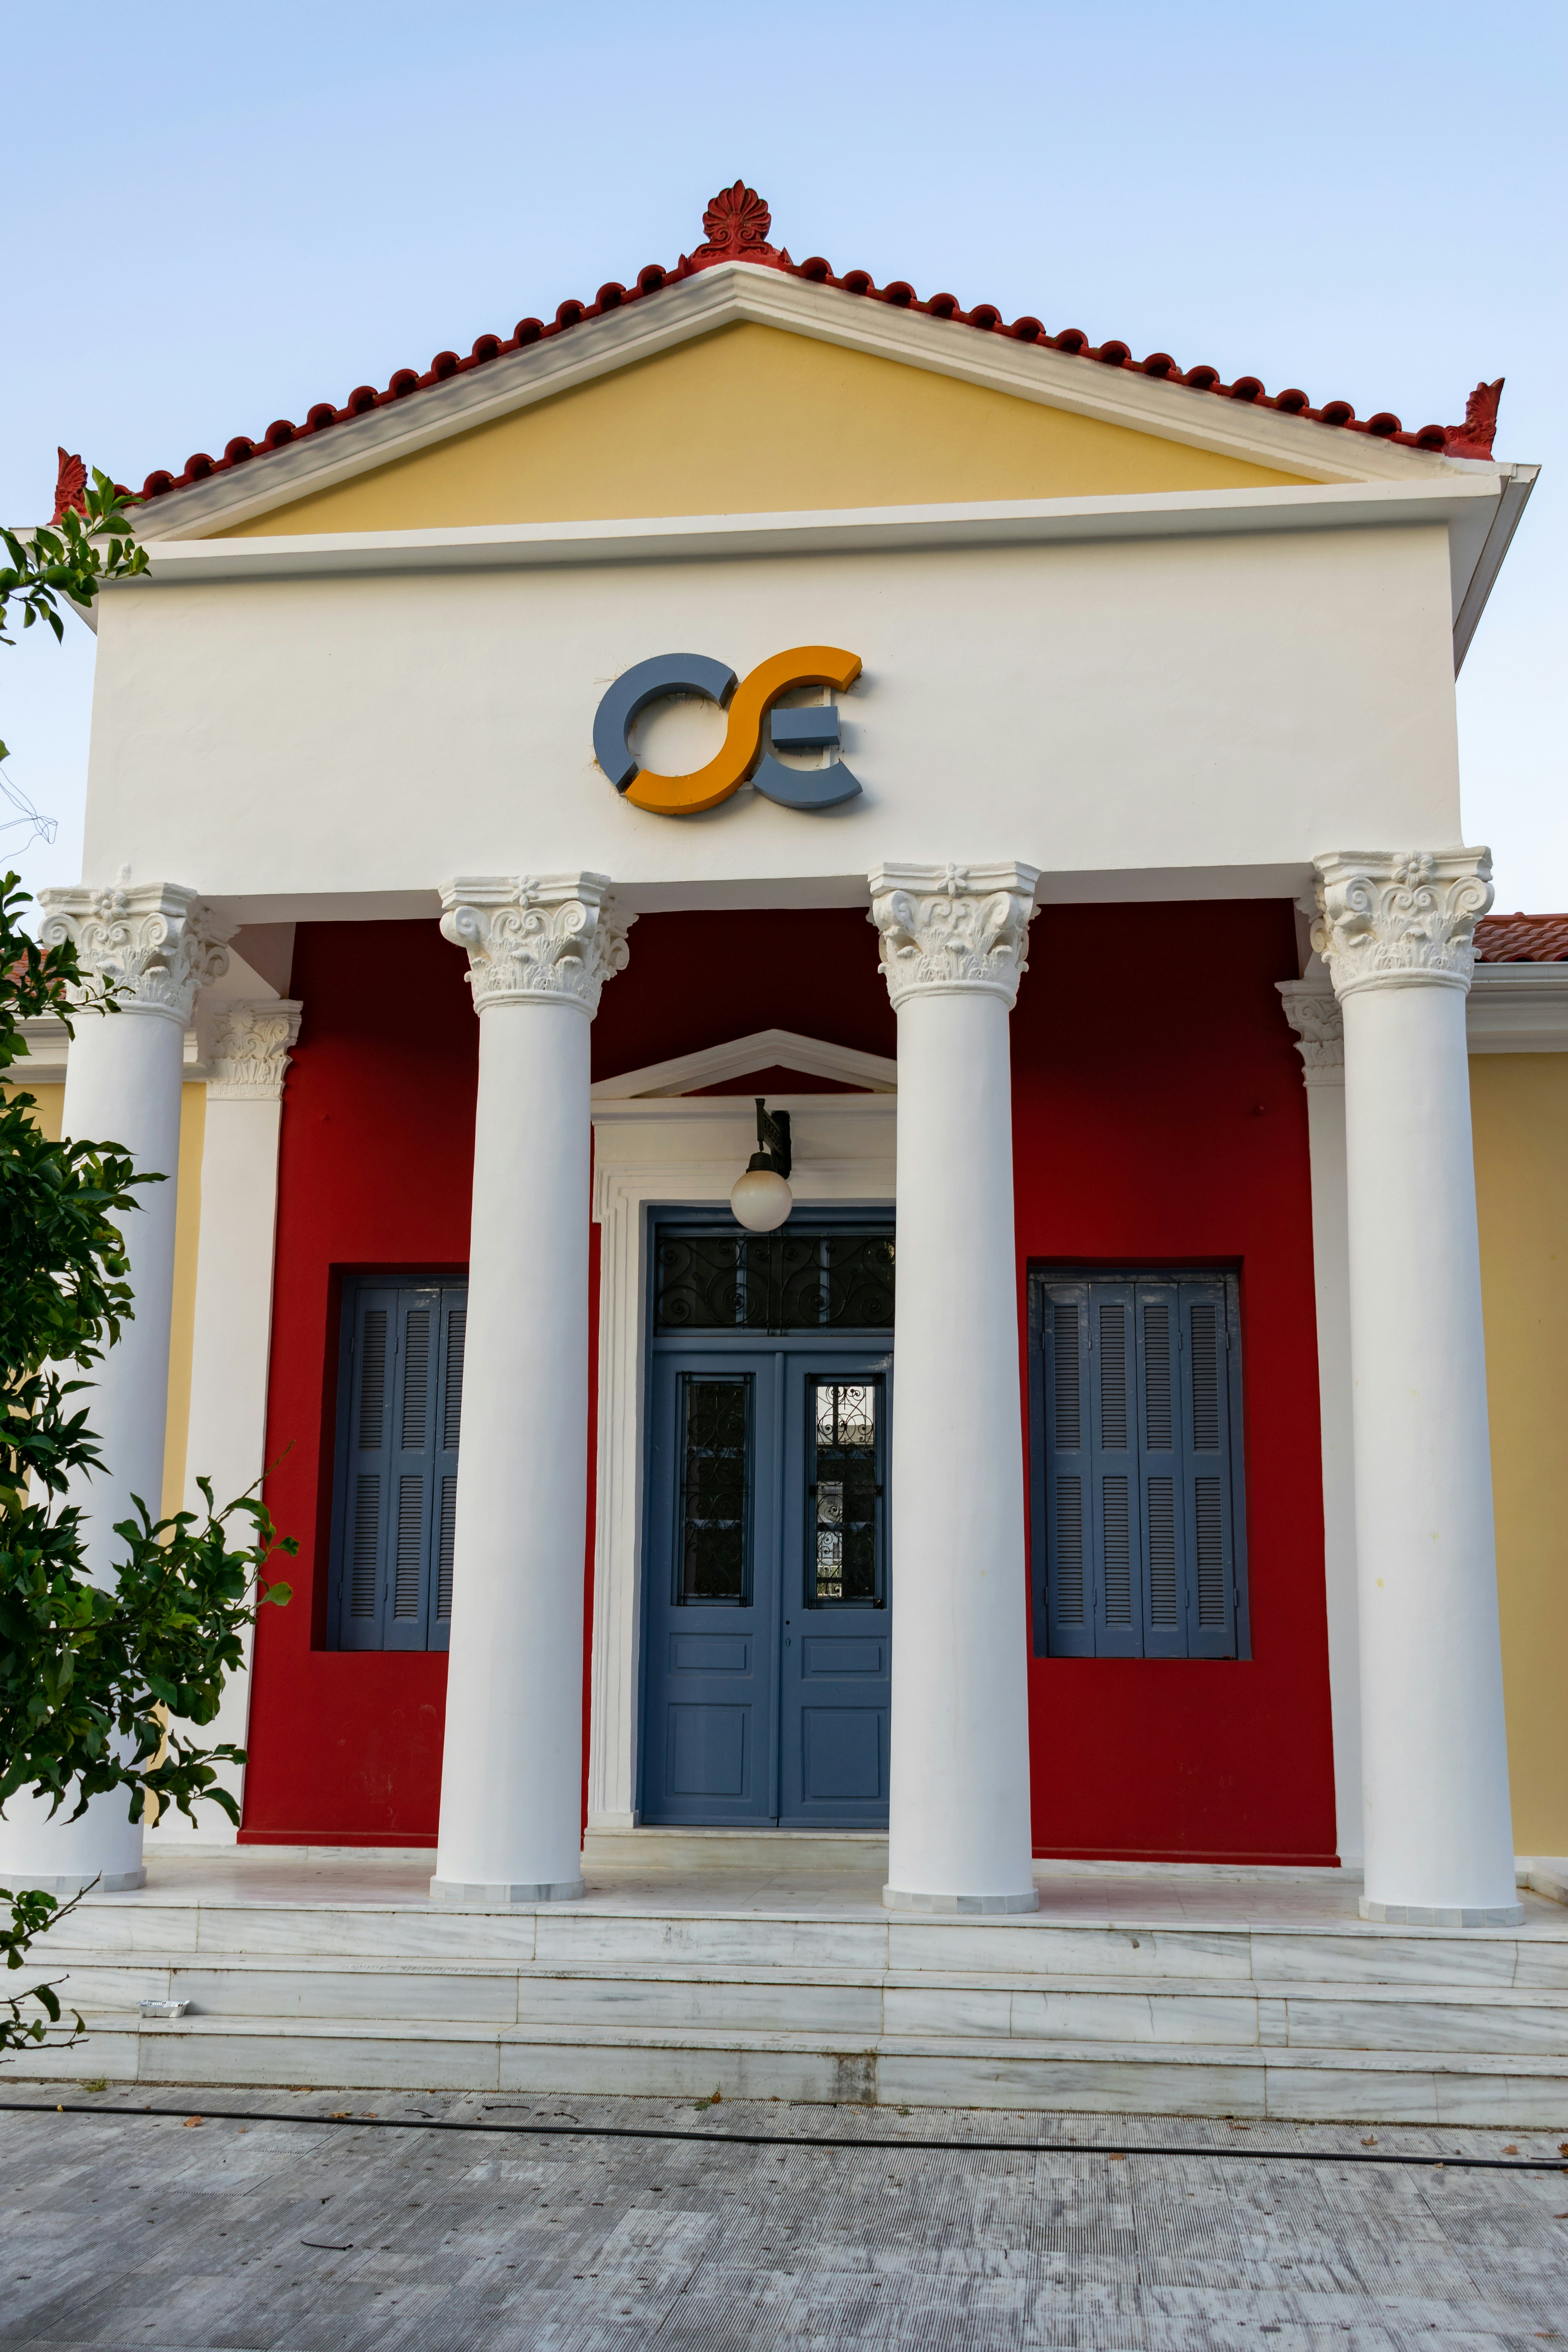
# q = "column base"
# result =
<box><xmin>1359</xmin><ymin>1896</ymin><xmax>1525</xmax><ymax>1927</ymax></box>
<box><xmin>23</xmin><ymin>1868</ymin><xmax>147</xmax><ymax>1897</ymax></box>
<box><xmin>883</xmin><ymin>1884</ymin><xmax>1040</xmax><ymax>1916</ymax></box>
<box><xmin>429</xmin><ymin>1875</ymin><xmax>586</xmax><ymax>1906</ymax></box>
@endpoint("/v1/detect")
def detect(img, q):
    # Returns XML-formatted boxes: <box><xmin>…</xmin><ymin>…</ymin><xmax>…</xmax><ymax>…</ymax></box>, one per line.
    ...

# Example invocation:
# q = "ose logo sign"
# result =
<box><xmin>593</xmin><ymin>646</ymin><xmax>862</xmax><ymax>815</ymax></box>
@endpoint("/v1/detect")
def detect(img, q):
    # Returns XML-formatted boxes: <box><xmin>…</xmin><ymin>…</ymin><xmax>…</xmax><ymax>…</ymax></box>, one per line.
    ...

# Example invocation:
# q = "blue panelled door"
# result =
<box><xmin>642</xmin><ymin>1335</ymin><xmax>894</xmax><ymax>1829</ymax></box>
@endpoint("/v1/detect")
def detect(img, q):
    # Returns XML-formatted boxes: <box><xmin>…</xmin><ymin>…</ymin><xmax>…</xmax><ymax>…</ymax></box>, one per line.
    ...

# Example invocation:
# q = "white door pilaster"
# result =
<box><xmin>1313</xmin><ymin>849</ymin><xmax>1521</xmax><ymax>1925</ymax></box>
<box><xmin>868</xmin><ymin>862</ymin><xmax>1040</xmax><ymax>1914</ymax></box>
<box><xmin>0</xmin><ymin>885</ymin><xmax>230</xmax><ymax>1896</ymax></box>
<box><xmin>431</xmin><ymin>876</ymin><xmax>632</xmax><ymax>1904</ymax></box>
<box><xmin>1278</xmin><ymin>975</ymin><xmax>1362</xmax><ymax>1866</ymax></box>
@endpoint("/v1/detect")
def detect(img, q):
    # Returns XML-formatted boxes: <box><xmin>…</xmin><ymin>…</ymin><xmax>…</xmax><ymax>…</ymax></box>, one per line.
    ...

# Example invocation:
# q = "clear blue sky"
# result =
<box><xmin>3</xmin><ymin>1</ymin><xmax>1562</xmax><ymax>908</ymax></box>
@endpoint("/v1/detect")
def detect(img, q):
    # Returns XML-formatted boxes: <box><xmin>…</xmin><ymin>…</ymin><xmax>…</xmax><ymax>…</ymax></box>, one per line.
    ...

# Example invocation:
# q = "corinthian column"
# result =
<box><xmin>1312</xmin><ymin>849</ymin><xmax>1521</xmax><ymax>1924</ymax></box>
<box><xmin>431</xmin><ymin>876</ymin><xmax>632</xmax><ymax>1903</ymax></box>
<box><xmin>868</xmin><ymin>862</ymin><xmax>1040</xmax><ymax>1913</ymax></box>
<box><xmin>0</xmin><ymin>884</ymin><xmax>230</xmax><ymax>1896</ymax></box>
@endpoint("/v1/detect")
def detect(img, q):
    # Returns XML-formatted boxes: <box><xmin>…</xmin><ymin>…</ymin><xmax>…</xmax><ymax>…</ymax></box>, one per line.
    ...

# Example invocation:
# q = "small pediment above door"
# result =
<box><xmin>590</xmin><ymin>1028</ymin><xmax>897</xmax><ymax>1101</ymax></box>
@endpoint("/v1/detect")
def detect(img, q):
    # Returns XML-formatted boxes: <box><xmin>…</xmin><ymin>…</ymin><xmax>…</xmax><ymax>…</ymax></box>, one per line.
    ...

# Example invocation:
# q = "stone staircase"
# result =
<box><xmin>13</xmin><ymin>1845</ymin><xmax>1568</xmax><ymax>2127</ymax></box>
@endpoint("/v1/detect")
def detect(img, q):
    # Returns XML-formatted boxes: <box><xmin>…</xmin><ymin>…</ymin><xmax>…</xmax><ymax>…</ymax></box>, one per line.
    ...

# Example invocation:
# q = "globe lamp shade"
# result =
<box><xmin>730</xmin><ymin>1167</ymin><xmax>793</xmax><ymax>1232</ymax></box>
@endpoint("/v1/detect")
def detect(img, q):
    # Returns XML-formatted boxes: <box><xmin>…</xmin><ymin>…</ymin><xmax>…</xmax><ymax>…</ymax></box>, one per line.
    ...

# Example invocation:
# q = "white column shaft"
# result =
<box><xmin>0</xmin><ymin>883</ymin><xmax>229</xmax><ymax>1896</ymax></box>
<box><xmin>0</xmin><ymin>1014</ymin><xmax>185</xmax><ymax>1893</ymax></box>
<box><xmin>868</xmin><ymin>860</ymin><xmax>1040</xmax><ymax>1915</ymax></box>
<box><xmin>887</xmin><ymin>990</ymin><xmax>1035</xmax><ymax>1907</ymax></box>
<box><xmin>431</xmin><ymin>873</ymin><xmax>630</xmax><ymax>1904</ymax></box>
<box><xmin>1313</xmin><ymin>846</ymin><xmax>1519</xmax><ymax>1926</ymax></box>
<box><xmin>434</xmin><ymin>1003</ymin><xmax>590</xmax><ymax>1898</ymax></box>
<box><xmin>1342</xmin><ymin>981</ymin><xmax>1516</xmax><ymax>1915</ymax></box>
<box><xmin>59</xmin><ymin>1011</ymin><xmax>187</xmax><ymax>1547</ymax></box>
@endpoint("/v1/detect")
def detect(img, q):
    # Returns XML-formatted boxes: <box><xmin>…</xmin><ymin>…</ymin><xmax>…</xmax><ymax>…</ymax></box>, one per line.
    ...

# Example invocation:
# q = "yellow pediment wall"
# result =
<box><xmin>222</xmin><ymin>322</ymin><xmax>1310</xmax><ymax>536</ymax></box>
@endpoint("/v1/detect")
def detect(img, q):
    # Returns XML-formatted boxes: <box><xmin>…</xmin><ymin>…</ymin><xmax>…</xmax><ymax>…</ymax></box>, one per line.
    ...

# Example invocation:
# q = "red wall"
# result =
<box><xmin>242</xmin><ymin>920</ymin><xmax>475</xmax><ymax>1842</ymax></box>
<box><xmin>1014</xmin><ymin>903</ymin><xmax>1334</xmax><ymax>1864</ymax></box>
<box><xmin>243</xmin><ymin>903</ymin><xmax>1333</xmax><ymax>1862</ymax></box>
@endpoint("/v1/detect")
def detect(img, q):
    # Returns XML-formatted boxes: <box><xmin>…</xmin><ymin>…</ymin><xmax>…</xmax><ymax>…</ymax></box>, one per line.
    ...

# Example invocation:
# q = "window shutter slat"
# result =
<box><xmin>1041</xmin><ymin>1281</ymin><xmax>1093</xmax><ymax>1657</ymax></box>
<box><xmin>1135</xmin><ymin>1281</ymin><xmax>1187</xmax><ymax>1659</ymax></box>
<box><xmin>336</xmin><ymin>1288</ymin><xmax>400</xmax><ymax>1648</ymax></box>
<box><xmin>349</xmin><ymin>1474</ymin><xmax>381</xmax><ymax>1620</ymax></box>
<box><xmin>401</xmin><ymin>1309</ymin><xmax>432</xmax><ymax>1449</ymax></box>
<box><xmin>1181</xmin><ymin>1281</ymin><xmax>1239</xmax><ymax>1658</ymax></box>
<box><xmin>1089</xmin><ymin>1280</ymin><xmax>1143</xmax><ymax>1657</ymax></box>
<box><xmin>429</xmin><ymin>1293</ymin><xmax>466</xmax><ymax>1646</ymax></box>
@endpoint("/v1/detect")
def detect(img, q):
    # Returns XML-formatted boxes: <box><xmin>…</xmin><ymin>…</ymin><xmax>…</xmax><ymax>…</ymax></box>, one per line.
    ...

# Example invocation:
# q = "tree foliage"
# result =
<box><xmin>0</xmin><ymin>468</ymin><xmax>147</xmax><ymax>769</ymax></box>
<box><xmin>0</xmin><ymin>473</ymin><xmax>293</xmax><ymax>2055</ymax></box>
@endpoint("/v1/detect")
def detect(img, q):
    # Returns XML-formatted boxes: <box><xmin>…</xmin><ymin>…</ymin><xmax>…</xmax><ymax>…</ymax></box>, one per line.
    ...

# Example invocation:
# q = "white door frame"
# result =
<box><xmin>586</xmin><ymin>1092</ymin><xmax>897</xmax><ymax>1827</ymax></box>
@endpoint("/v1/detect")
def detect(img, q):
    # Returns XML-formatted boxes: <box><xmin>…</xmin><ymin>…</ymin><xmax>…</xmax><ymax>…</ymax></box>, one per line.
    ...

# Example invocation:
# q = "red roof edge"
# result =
<box><xmin>1474</xmin><ymin>913</ymin><xmax>1568</xmax><ymax>964</ymax></box>
<box><xmin>120</xmin><ymin>183</ymin><xmax>1504</xmax><ymax>510</ymax></box>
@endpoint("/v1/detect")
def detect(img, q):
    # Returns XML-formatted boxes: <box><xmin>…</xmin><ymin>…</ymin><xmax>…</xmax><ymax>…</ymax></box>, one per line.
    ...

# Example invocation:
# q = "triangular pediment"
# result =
<box><xmin>217</xmin><ymin>318</ymin><xmax>1312</xmax><ymax>538</ymax></box>
<box><xmin>591</xmin><ymin>1029</ymin><xmax>897</xmax><ymax>1101</ymax></box>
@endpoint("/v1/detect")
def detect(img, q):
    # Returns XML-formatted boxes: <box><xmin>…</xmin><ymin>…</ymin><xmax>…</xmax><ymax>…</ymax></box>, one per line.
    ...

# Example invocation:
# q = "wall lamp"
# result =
<box><xmin>730</xmin><ymin>1098</ymin><xmax>793</xmax><ymax>1233</ymax></box>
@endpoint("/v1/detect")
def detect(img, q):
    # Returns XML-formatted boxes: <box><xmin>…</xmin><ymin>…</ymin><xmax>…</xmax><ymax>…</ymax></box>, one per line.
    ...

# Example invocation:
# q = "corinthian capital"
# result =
<box><xmin>867</xmin><ymin>861</ymin><xmax>1041</xmax><ymax>1012</ymax></box>
<box><xmin>439</xmin><ymin>875</ymin><xmax>634</xmax><ymax>1016</ymax></box>
<box><xmin>207</xmin><ymin>1000</ymin><xmax>303</xmax><ymax>1100</ymax></box>
<box><xmin>1310</xmin><ymin>849</ymin><xmax>1494</xmax><ymax>1000</ymax></box>
<box><xmin>36</xmin><ymin>883</ymin><xmax>232</xmax><ymax>1025</ymax></box>
<box><xmin>1277</xmin><ymin>979</ymin><xmax>1343</xmax><ymax>1085</ymax></box>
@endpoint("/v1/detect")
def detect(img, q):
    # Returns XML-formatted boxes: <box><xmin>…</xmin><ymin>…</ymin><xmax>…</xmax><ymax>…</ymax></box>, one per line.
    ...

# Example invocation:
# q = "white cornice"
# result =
<box><xmin>133</xmin><ymin>262</ymin><xmax>1481</xmax><ymax>544</ymax></box>
<box><xmin>591</xmin><ymin>1028</ymin><xmax>897</xmax><ymax>1100</ymax></box>
<box><xmin>111</xmin><ymin>475</ymin><xmax>1504</xmax><ymax>608</ymax></box>
<box><xmin>1467</xmin><ymin>962</ymin><xmax>1568</xmax><ymax>1053</ymax></box>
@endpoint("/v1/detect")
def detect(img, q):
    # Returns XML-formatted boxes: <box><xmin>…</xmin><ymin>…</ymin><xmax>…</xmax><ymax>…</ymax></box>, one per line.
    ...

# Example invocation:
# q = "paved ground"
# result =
<box><xmin>2</xmin><ymin>2083</ymin><xmax>1566</xmax><ymax>2348</ymax></box>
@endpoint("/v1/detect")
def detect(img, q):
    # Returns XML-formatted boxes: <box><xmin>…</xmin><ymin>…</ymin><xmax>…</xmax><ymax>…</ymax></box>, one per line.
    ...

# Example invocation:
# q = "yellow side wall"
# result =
<box><xmin>1472</xmin><ymin>1054</ymin><xmax>1568</xmax><ymax>1856</ymax></box>
<box><xmin>226</xmin><ymin>321</ymin><xmax>1311</xmax><ymax>536</ymax></box>
<box><xmin>6</xmin><ymin>1078</ymin><xmax>204</xmax><ymax>1522</ymax></box>
<box><xmin>20</xmin><ymin>1080</ymin><xmax>64</xmax><ymax>1140</ymax></box>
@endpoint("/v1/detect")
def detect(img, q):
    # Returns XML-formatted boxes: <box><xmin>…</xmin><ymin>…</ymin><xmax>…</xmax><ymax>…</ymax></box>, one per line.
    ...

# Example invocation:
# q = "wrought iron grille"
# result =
<box><xmin>655</xmin><ymin>1229</ymin><xmax>895</xmax><ymax>1333</ymax></box>
<box><xmin>677</xmin><ymin>1375</ymin><xmax>751</xmax><ymax>1604</ymax></box>
<box><xmin>809</xmin><ymin>1378</ymin><xmax>882</xmax><ymax>1605</ymax></box>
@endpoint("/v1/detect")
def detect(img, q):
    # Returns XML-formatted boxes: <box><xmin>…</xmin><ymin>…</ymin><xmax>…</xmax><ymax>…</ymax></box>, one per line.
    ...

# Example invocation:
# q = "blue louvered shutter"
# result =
<box><xmin>332</xmin><ymin>1278</ymin><xmax>467</xmax><ymax>1651</ymax></box>
<box><xmin>1041</xmin><ymin>1281</ymin><xmax>1093</xmax><ymax>1656</ymax></box>
<box><xmin>429</xmin><ymin>1292</ymin><xmax>465</xmax><ymax>1651</ymax></box>
<box><xmin>1135</xmin><ymin>1281</ymin><xmax>1187</xmax><ymax>1660</ymax></box>
<box><xmin>385</xmin><ymin>1287</ymin><xmax>440</xmax><ymax>1650</ymax></box>
<box><xmin>337</xmin><ymin>1285</ymin><xmax>397</xmax><ymax>1650</ymax></box>
<box><xmin>1180</xmin><ymin>1279</ymin><xmax>1239</xmax><ymax>1659</ymax></box>
<box><xmin>1089</xmin><ymin>1280</ymin><xmax>1144</xmax><ymax>1657</ymax></box>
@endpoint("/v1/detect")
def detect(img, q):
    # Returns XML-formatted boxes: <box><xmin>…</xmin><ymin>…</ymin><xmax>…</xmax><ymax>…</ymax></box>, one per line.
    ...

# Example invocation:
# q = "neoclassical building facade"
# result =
<box><xmin>5</xmin><ymin>187</ymin><xmax>1561</xmax><ymax>1929</ymax></box>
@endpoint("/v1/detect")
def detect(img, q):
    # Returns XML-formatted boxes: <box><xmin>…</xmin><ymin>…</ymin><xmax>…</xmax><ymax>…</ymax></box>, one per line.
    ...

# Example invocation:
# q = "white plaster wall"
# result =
<box><xmin>84</xmin><ymin>524</ymin><xmax>1460</xmax><ymax>909</ymax></box>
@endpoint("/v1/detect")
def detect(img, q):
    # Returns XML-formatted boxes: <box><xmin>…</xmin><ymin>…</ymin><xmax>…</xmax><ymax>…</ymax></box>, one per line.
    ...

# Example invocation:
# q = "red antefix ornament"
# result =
<box><xmin>688</xmin><ymin>181</ymin><xmax>787</xmax><ymax>270</ymax></box>
<box><xmin>51</xmin><ymin>447</ymin><xmax>88</xmax><ymax>525</ymax></box>
<box><xmin>1443</xmin><ymin>378</ymin><xmax>1503</xmax><ymax>462</ymax></box>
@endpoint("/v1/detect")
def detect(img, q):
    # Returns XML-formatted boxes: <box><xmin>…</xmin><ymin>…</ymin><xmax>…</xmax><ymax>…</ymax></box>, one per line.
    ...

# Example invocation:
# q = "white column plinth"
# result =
<box><xmin>0</xmin><ymin>885</ymin><xmax>229</xmax><ymax>1897</ymax></box>
<box><xmin>430</xmin><ymin>877</ymin><xmax>631</xmax><ymax>1905</ymax></box>
<box><xmin>1278</xmin><ymin>978</ymin><xmax>1362</xmax><ymax>1866</ymax></box>
<box><xmin>1314</xmin><ymin>851</ymin><xmax>1522</xmax><ymax>1926</ymax></box>
<box><xmin>869</xmin><ymin>863</ymin><xmax>1040</xmax><ymax>1916</ymax></box>
<box><xmin>148</xmin><ymin>1001</ymin><xmax>302</xmax><ymax>1849</ymax></box>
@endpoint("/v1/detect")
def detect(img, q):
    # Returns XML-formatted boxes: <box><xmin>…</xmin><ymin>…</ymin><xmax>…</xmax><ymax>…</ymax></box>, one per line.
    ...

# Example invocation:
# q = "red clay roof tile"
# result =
<box><xmin>126</xmin><ymin>183</ymin><xmax>1505</xmax><ymax>509</ymax></box>
<box><xmin>1474</xmin><ymin>913</ymin><xmax>1568</xmax><ymax>962</ymax></box>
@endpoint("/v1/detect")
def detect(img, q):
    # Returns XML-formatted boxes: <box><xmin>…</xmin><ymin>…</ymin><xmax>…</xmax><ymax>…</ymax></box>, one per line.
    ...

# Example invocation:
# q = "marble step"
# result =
<box><xmin>11</xmin><ymin>2009</ymin><xmax>1568</xmax><ymax>2127</ymax></box>
<box><xmin>27</xmin><ymin>1955</ymin><xmax>1568</xmax><ymax>2055</ymax></box>
<box><xmin>35</xmin><ymin>1902</ymin><xmax>1568</xmax><ymax>1988</ymax></box>
<box><xmin>581</xmin><ymin>1829</ymin><xmax>889</xmax><ymax>1876</ymax></box>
